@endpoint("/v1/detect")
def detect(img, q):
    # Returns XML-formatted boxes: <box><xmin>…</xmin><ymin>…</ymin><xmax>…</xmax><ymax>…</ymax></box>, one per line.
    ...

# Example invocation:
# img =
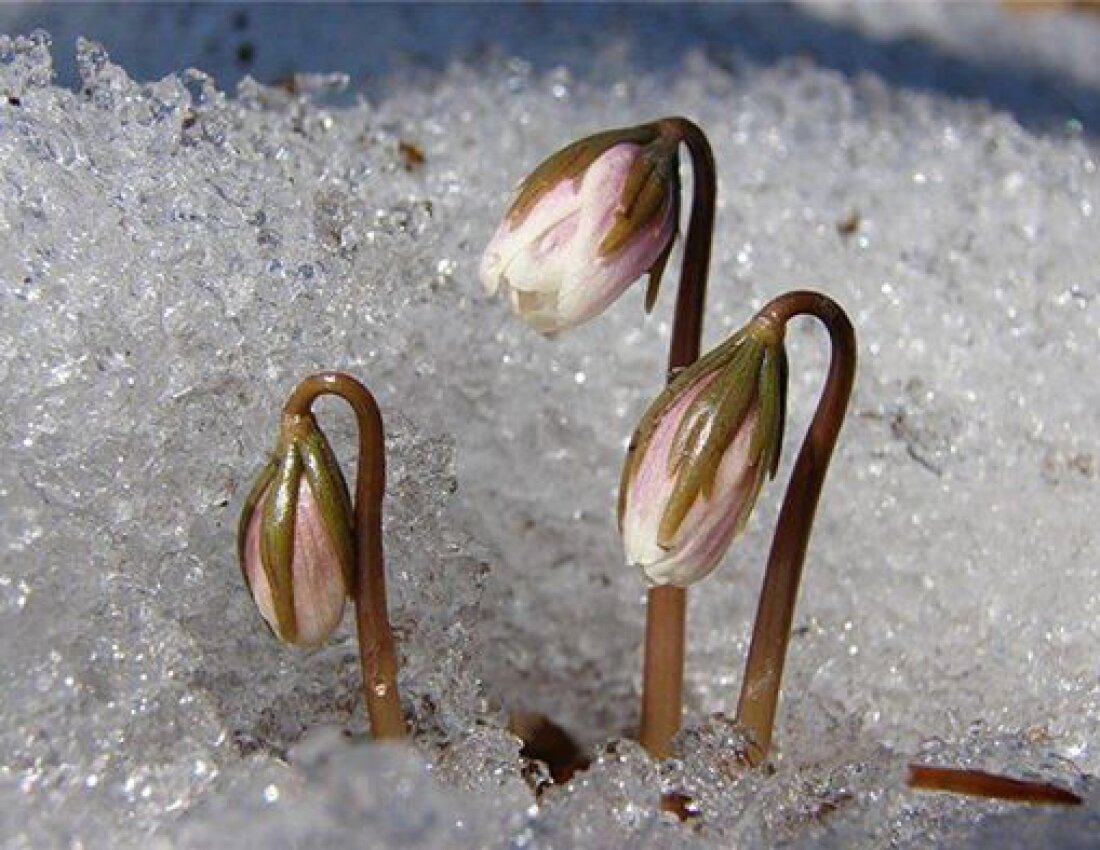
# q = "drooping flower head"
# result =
<box><xmin>238</xmin><ymin>413</ymin><xmax>356</xmax><ymax>647</ymax></box>
<box><xmin>619</xmin><ymin>316</ymin><xmax>788</xmax><ymax>587</ymax></box>
<box><xmin>481</xmin><ymin>122</ymin><xmax>681</xmax><ymax>335</ymax></box>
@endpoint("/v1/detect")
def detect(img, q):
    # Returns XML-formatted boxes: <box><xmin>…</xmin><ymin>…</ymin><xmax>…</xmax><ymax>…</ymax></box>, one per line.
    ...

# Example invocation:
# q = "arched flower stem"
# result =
<box><xmin>284</xmin><ymin>372</ymin><xmax>406</xmax><ymax>740</ymax></box>
<box><xmin>735</xmin><ymin>290</ymin><xmax>855</xmax><ymax>766</ymax></box>
<box><xmin>657</xmin><ymin>116</ymin><xmax>716</xmax><ymax>375</ymax></box>
<box><xmin>639</xmin><ymin>116</ymin><xmax>716</xmax><ymax>759</ymax></box>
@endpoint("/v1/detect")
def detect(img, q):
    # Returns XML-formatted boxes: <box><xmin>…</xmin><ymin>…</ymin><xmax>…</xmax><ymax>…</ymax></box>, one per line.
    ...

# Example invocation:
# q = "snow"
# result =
<box><xmin>1</xmin><ymin>4</ymin><xmax>1098</xmax><ymax>846</ymax></box>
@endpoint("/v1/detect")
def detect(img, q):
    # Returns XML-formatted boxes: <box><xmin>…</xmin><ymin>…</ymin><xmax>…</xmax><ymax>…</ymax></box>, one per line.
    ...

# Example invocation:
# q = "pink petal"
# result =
<box><xmin>242</xmin><ymin>480</ymin><xmax>347</xmax><ymax>647</ymax></box>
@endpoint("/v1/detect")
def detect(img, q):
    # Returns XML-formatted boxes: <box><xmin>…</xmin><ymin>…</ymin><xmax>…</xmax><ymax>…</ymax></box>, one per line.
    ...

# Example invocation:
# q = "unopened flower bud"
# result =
<box><xmin>619</xmin><ymin>318</ymin><xmax>788</xmax><ymax>587</ymax></box>
<box><xmin>481</xmin><ymin>123</ymin><xmax>681</xmax><ymax>335</ymax></box>
<box><xmin>238</xmin><ymin>413</ymin><xmax>356</xmax><ymax>647</ymax></box>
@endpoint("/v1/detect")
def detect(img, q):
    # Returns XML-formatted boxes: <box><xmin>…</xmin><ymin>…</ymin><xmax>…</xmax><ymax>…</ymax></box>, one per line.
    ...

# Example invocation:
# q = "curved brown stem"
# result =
<box><xmin>657</xmin><ymin>116</ymin><xmax>716</xmax><ymax>376</ymax></box>
<box><xmin>639</xmin><ymin>116</ymin><xmax>716</xmax><ymax>759</ymax></box>
<box><xmin>735</xmin><ymin>291</ymin><xmax>856</xmax><ymax>766</ymax></box>
<box><xmin>285</xmin><ymin>372</ymin><xmax>406</xmax><ymax>740</ymax></box>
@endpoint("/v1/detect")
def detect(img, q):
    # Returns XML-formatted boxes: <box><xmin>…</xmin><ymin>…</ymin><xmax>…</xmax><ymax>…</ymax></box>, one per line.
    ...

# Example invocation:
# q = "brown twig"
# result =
<box><xmin>907</xmin><ymin>764</ymin><xmax>1082</xmax><ymax>806</ymax></box>
<box><xmin>735</xmin><ymin>291</ymin><xmax>856</xmax><ymax>766</ymax></box>
<box><xmin>285</xmin><ymin>372</ymin><xmax>406</xmax><ymax>740</ymax></box>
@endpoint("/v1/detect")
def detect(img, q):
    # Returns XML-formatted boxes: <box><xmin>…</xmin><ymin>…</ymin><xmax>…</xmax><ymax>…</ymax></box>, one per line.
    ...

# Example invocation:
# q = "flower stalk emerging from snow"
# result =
<box><xmin>239</xmin><ymin>372</ymin><xmax>406</xmax><ymax>741</ymax></box>
<box><xmin>480</xmin><ymin>121</ymin><xmax>683</xmax><ymax>334</ymax></box>
<box><xmin>628</xmin><ymin>118</ymin><xmax>717</xmax><ymax>761</ymax></box>
<box><xmin>734</xmin><ymin>291</ymin><xmax>855</xmax><ymax>767</ymax></box>
<box><xmin>482</xmin><ymin>116</ymin><xmax>718</xmax><ymax>759</ymax></box>
<box><xmin>630</xmin><ymin>291</ymin><xmax>854</xmax><ymax>763</ymax></box>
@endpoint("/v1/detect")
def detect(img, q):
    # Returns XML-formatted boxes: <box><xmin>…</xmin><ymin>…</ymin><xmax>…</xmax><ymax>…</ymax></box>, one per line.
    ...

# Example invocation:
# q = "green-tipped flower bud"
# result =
<box><xmin>238</xmin><ymin>413</ymin><xmax>356</xmax><ymax>647</ymax></box>
<box><xmin>481</xmin><ymin>121</ymin><xmax>681</xmax><ymax>335</ymax></box>
<box><xmin>619</xmin><ymin>317</ymin><xmax>788</xmax><ymax>587</ymax></box>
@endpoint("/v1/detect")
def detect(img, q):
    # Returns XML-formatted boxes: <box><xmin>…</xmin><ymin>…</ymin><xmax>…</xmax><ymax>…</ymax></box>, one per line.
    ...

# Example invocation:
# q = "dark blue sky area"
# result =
<box><xmin>3</xmin><ymin>3</ymin><xmax>1098</xmax><ymax>138</ymax></box>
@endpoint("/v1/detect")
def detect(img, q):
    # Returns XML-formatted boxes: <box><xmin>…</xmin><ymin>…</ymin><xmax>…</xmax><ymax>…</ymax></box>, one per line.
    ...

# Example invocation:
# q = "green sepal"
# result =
<box><xmin>642</xmin><ymin>175</ymin><xmax>680</xmax><ymax>314</ymax></box>
<box><xmin>755</xmin><ymin>344</ymin><xmax>788</xmax><ymax>479</ymax></box>
<box><xmin>664</xmin><ymin>334</ymin><xmax>757</xmax><ymax>479</ymax></box>
<box><xmin>261</xmin><ymin>440</ymin><xmax>303</xmax><ymax>643</ymax></box>
<box><xmin>644</xmin><ymin>247</ymin><xmax>669</xmax><ymax>314</ymax></box>
<box><xmin>733</xmin><ymin>451</ymin><xmax>770</xmax><ymax>538</ymax></box>
<box><xmin>506</xmin><ymin>124</ymin><xmax>662</xmax><ymax>229</ymax></box>
<box><xmin>777</xmin><ymin>346</ymin><xmax>789</xmax><ymax>474</ymax></box>
<box><xmin>599</xmin><ymin>142</ymin><xmax>679</xmax><ymax>257</ymax></box>
<box><xmin>298</xmin><ymin>425</ymin><xmax>357</xmax><ymax>597</ymax></box>
<box><xmin>623</xmin><ymin>329</ymin><xmax>747</xmax><ymax>503</ymax></box>
<box><xmin>695</xmin><ymin>340</ymin><xmax>766</xmax><ymax>494</ymax></box>
<box><xmin>657</xmin><ymin>337</ymin><xmax>765</xmax><ymax>544</ymax></box>
<box><xmin>237</xmin><ymin>457</ymin><xmax>279</xmax><ymax>593</ymax></box>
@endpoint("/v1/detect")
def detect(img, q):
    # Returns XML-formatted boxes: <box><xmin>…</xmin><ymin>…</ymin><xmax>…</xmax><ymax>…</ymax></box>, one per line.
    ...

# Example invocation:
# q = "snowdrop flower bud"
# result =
<box><xmin>481</xmin><ymin>123</ymin><xmax>681</xmax><ymax>335</ymax></box>
<box><xmin>238</xmin><ymin>413</ymin><xmax>356</xmax><ymax>647</ymax></box>
<box><xmin>619</xmin><ymin>318</ymin><xmax>788</xmax><ymax>587</ymax></box>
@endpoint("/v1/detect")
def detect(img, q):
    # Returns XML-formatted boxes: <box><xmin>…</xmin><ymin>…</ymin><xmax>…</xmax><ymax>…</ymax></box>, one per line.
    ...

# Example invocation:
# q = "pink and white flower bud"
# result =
<box><xmin>242</xmin><ymin>477</ymin><xmax>349</xmax><ymax>648</ymax></box>
<box><xmin>619</xmin><ymin>326</ymin><xmax>787</xmax><ymax>587</ymax></box>
<box><xmin>621</xmin><ymin>377</ymin><xmax>765</xmax><ymax>587</ymax></box>
<box><xmin>481</xmin><ymin>138</ymin><xmax>678</xmax><ymax>335</ymax></box>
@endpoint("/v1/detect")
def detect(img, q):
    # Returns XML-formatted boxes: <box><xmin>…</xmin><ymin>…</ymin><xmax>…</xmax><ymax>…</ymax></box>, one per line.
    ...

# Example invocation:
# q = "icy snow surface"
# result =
<box><xmin>1</xmin><ymin>12</ymin><xmax>1099</xmax><ymax>849</ymax></box>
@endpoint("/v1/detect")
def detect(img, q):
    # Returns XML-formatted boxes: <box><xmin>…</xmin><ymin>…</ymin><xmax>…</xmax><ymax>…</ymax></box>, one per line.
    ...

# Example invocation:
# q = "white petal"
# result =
<box><xmin>482</xmin><ymin>180</ymin><xmax>582</xmax><ymax>296</ymax></box>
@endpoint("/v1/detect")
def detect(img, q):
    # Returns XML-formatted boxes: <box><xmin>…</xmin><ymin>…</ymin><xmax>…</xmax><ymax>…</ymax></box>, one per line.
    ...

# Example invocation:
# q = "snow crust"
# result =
<box><xmin>1</xmin><ymin>15</ymin><xmax>1098</xmax><ymax>848</ymax></box>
